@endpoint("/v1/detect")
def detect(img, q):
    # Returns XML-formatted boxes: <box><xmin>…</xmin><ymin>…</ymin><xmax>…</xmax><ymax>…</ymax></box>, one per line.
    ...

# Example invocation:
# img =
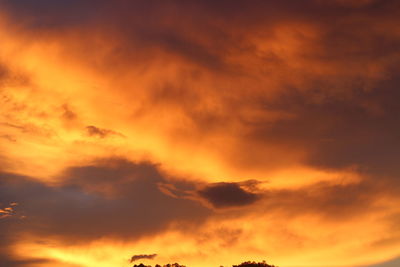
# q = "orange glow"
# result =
<box><xmin>1</xmin><ymin>2</ymin><xmax>400</xmax><ymax>267</ymax></box>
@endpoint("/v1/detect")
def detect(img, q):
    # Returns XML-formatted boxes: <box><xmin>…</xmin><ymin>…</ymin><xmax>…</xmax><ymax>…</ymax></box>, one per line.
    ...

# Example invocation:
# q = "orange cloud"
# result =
<box><xmin>1</xmin><ymin>1</ymin><xmax>400</xmax><ymax>266</ymax></box>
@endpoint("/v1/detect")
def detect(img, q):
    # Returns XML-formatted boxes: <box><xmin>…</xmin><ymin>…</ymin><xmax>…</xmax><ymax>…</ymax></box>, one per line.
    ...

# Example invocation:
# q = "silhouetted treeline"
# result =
<box><xmin>232</xmin><ymin>261</ymin><xmax>276</xmax><ymax>267</ymax></box>
<box><xmin>132</xmin><ymin>261</ymin><xmax>275</xmax><ymax>267</ymax></box>
<box><xmin>132</xmin><ymin>263</ymin><xmax>186</xmax><ymax>267</ymax></box>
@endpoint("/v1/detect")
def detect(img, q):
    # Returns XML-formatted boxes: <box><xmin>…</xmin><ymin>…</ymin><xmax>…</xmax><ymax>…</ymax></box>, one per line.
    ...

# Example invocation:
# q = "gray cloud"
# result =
<box><xmin>0</xmin><ymin>158</ymin><xmax>210</xmax><ymax>248</ymax></box>
<box><xmin>130</xmin><ymin>253</ymin><xmax>157</xmax><ymax>263</ymax></box>
<box><xmin>198</xmin><ymin>182</ymin><xmax>260</xmax><ymax>208</ymax></box>
<box><xmin>243</xmin><ymin>73</ymin><xmax>400</xmax><ymax>178</ymax></box>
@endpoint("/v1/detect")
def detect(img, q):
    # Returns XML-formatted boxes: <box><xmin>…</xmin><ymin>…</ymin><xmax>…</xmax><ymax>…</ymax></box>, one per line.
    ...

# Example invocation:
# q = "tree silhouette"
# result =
<box><xmin>132</xmin><ymin>264</ymin><xmax>186</xmax><ymax>267</ymax></box>
<box><xmin>131</xmin><ymin>261</ymin><xmax>276</xmax><ymax>267</ymax></box>
<box><xmin>232</xmin><ymin>261</ymin><xmax>276</xmax><ymax>267</ymax></box>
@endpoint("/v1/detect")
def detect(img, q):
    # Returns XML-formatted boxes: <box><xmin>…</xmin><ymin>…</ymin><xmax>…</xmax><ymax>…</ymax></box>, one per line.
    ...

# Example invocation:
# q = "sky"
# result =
<box><xmin>0</xmin><ymin>0</ymin><xmax>399</xmax><ymax>266</ymax></box>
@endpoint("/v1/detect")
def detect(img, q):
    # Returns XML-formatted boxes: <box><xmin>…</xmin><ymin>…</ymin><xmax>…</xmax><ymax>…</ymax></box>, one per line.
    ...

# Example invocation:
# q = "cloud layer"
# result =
<box><xmin>0</xmin><ymin>0</ymin><xmax>400</xmax><ymax>266</ymax></box>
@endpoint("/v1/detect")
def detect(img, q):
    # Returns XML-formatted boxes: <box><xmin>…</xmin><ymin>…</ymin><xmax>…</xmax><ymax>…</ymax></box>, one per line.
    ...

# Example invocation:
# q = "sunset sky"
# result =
<box><xmin>1</xmin><ymin>1</ymin><xmax>400</xmax><ymax>267</ymax></box>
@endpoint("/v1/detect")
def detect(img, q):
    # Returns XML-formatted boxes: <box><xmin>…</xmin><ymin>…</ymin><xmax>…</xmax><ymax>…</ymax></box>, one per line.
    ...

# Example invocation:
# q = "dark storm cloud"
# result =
<box><xmin>198</xmin><ymin>182</ymin><xmax>260</xmax><ymax>208</ymax></box>
<box><xmin>196</xmin><ymin>179</ymin><xmax>385</xmax><ymax>220</ymax></box>
<box><xmin>2</xmin><ymin>0</ymin><xmax>398</xmax><ymax>83</ymax></box>
<box><xmin>0</xmin><ymin>159</ymin><xmax>210</xmax><ymax>245</ymax></box>
<box><xmin>2</xmin><ymin>0</ymin><xmax>395</xmax><ymax>69</ymax></box>
<box><xmin>0</xmin><ymin>0</ymin><xmax>101</xmax><ymax>28</ymax></box>
<box><xmin>246</xmin><ymin>72</ymin><xmax>400</xmax><ymax>177</ymax></box>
